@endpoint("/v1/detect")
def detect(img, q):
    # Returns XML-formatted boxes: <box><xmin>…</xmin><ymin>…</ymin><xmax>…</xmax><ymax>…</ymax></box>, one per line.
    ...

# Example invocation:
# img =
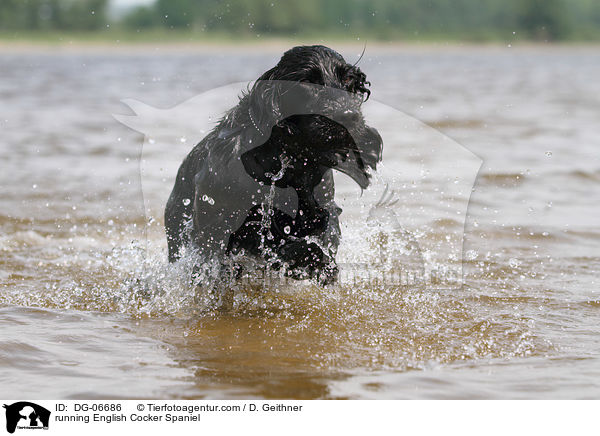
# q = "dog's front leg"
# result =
<box><xmin>294</xmin><ymin>184</ymin><xmax>329</xmax><ymax>237</ymax></box>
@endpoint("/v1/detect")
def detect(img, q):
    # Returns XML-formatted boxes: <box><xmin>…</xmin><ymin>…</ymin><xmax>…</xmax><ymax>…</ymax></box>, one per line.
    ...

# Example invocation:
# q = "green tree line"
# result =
<box><xmin>0</xmin><ymin>0</ymin><xmax>109</xmax><ymax>31</ymax></box>
<box><xmin>2</xmin><ymin>0</ymin><xmax>600</xmax><ymax>40</ymax></box>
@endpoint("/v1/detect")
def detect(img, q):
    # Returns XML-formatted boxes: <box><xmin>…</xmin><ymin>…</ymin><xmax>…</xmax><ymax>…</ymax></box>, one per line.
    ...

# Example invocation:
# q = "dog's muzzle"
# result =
<box><xmin>333</xmin><ymin>126</ymin><xmax>383</xmax><ymax>190</ymax></box>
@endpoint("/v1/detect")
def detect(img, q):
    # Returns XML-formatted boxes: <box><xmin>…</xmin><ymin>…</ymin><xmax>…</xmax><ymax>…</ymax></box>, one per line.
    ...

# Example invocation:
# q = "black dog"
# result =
<box><xmin>165</xmin><ymin>45</ymin><xmax>382</xmax><ymax>284</ymax></box>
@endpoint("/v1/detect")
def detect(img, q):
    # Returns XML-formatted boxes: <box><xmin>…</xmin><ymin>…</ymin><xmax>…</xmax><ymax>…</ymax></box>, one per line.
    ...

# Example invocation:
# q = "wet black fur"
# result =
<box><xmin>165</xmin><ymin>45</ymin><xmax>382</xmax><ymax>284</ymax></box>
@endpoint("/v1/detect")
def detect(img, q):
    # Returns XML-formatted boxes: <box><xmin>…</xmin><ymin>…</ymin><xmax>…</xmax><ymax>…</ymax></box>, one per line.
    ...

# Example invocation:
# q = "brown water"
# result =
<box><xmin>1</xmin><ymin>45</ymin><xmax>599</xmax><ymax>399</ymax></box>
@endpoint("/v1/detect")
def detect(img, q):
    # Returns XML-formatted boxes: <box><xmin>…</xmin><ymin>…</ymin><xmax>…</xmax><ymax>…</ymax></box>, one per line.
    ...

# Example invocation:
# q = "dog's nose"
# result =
<box><xmin>338</xmin><ymin>109</ymin><xmax>360</xmax><ymax>125</ymax></box>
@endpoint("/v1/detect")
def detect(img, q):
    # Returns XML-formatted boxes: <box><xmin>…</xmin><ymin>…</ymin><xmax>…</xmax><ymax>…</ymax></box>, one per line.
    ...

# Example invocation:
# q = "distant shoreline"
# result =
<box><xmin>1</xmin><ymin>38</ymin><xmax>600</xmax><ymax>54</ymax></box>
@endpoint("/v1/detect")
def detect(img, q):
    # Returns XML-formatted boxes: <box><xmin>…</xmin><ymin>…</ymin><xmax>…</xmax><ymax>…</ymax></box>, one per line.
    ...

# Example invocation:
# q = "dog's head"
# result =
<box><xmin>246</xmin><ymin>45</ymin><xmax>382</xmax><ymax>189</ymax></box>
<box><xmin>255</xmin><ymin>45</ymin><xmax>371</xmax><ymax>97</ymax></box>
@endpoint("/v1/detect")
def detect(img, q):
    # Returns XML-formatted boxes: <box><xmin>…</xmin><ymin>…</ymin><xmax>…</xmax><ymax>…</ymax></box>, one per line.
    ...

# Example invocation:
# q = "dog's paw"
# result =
<box><xmin>314</xmin><ymin>262</ymin><xmax>339</xmax><ymax>286</ymax></box>
<box><xmin>276</xmin><ymin>239</ymin><xmax>338</xmax><ymax>285</ymax></box>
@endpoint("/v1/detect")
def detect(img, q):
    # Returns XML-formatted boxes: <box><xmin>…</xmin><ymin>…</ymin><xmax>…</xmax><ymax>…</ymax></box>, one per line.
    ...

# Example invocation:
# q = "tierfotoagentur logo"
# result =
<box><xmin>3</xmin><ymin>402</ymin><xmax>50</xmax><ymax>434</ymax></box>
<box><xmin>115</xmin><ymin>76</ymin><xmax>481</xmax><ymax>293</ymax></box>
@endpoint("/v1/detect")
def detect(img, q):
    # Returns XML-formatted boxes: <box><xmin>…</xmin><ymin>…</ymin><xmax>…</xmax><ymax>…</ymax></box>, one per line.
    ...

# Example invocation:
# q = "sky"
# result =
<box><xmin>111</xmin><ymin>0</ymin><xmax>155</xmax><ymax>7</ymax></box>
<box><xmin>108</xmin><ymin>0</ymin><xmax>155</xmax><ymax>18</ymax></box>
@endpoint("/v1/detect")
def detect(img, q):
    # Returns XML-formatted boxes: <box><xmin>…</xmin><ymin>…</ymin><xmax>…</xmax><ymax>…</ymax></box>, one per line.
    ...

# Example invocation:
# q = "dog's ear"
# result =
<box><xmin>247</xmin><ymin>67</ymin><xmax>283</xmax><ymax>137</ymax></box>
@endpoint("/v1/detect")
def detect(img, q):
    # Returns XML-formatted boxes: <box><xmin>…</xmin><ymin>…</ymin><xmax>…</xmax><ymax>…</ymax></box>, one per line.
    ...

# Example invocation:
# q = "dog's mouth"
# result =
<box><xmin>243</xmin><ymin>113</ymin><xmax>382</xmax><ymax>192</ymax></box>
<box><xmin>295</xmin><ymin>115</ymin><xmax>382</xmax><ymax>190</ymax></box>
<box><xmin>327</xmin><ymin>126</ymin><xmax>382</xmax><ymax>189</ymax></box>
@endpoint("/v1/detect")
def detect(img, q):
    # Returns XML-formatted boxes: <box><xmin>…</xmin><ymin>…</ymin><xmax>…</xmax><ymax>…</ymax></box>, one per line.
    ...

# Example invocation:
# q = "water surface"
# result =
<box><xmin>1</xmin><ymin>46</ymin><xmax>599</xmax><ymax>398</ymax></box>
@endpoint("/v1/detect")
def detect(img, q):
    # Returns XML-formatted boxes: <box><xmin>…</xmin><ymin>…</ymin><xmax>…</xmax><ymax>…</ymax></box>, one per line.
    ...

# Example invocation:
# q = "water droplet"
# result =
<box><xmin>545</xmin><ymin>151</ymin><xmax>552</xmax><ymax>157</ymax></box>
<box><xmin>509</xmin><ymin>258</ymin><xmax>521</xmax><ymax>268</ymax></box>
<box><xmin>465</xmin><ymin>250</ymin><xmax>478</xmax><ymax>260</ymax></box>
<box><xmin>182</xmin><ymin>198</ymin><xmax>191</xmax><ymax>206</ymax></box>
<box><xmin>283</xmin><ymin>226</ymin><xmax>291</xmax><ymax>234</ymax></box>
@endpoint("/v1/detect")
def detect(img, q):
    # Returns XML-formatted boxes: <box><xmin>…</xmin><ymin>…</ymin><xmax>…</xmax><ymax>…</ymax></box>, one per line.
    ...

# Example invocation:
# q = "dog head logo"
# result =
<box><xmin>3</xmin><ymin>402</ymin><xmax>50</xmax><ymax>433</ymax></box>
<box><xmin>115</xmin><ymin>46</ymin><xmax>481</xmax><ymax>289</ymax></box>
